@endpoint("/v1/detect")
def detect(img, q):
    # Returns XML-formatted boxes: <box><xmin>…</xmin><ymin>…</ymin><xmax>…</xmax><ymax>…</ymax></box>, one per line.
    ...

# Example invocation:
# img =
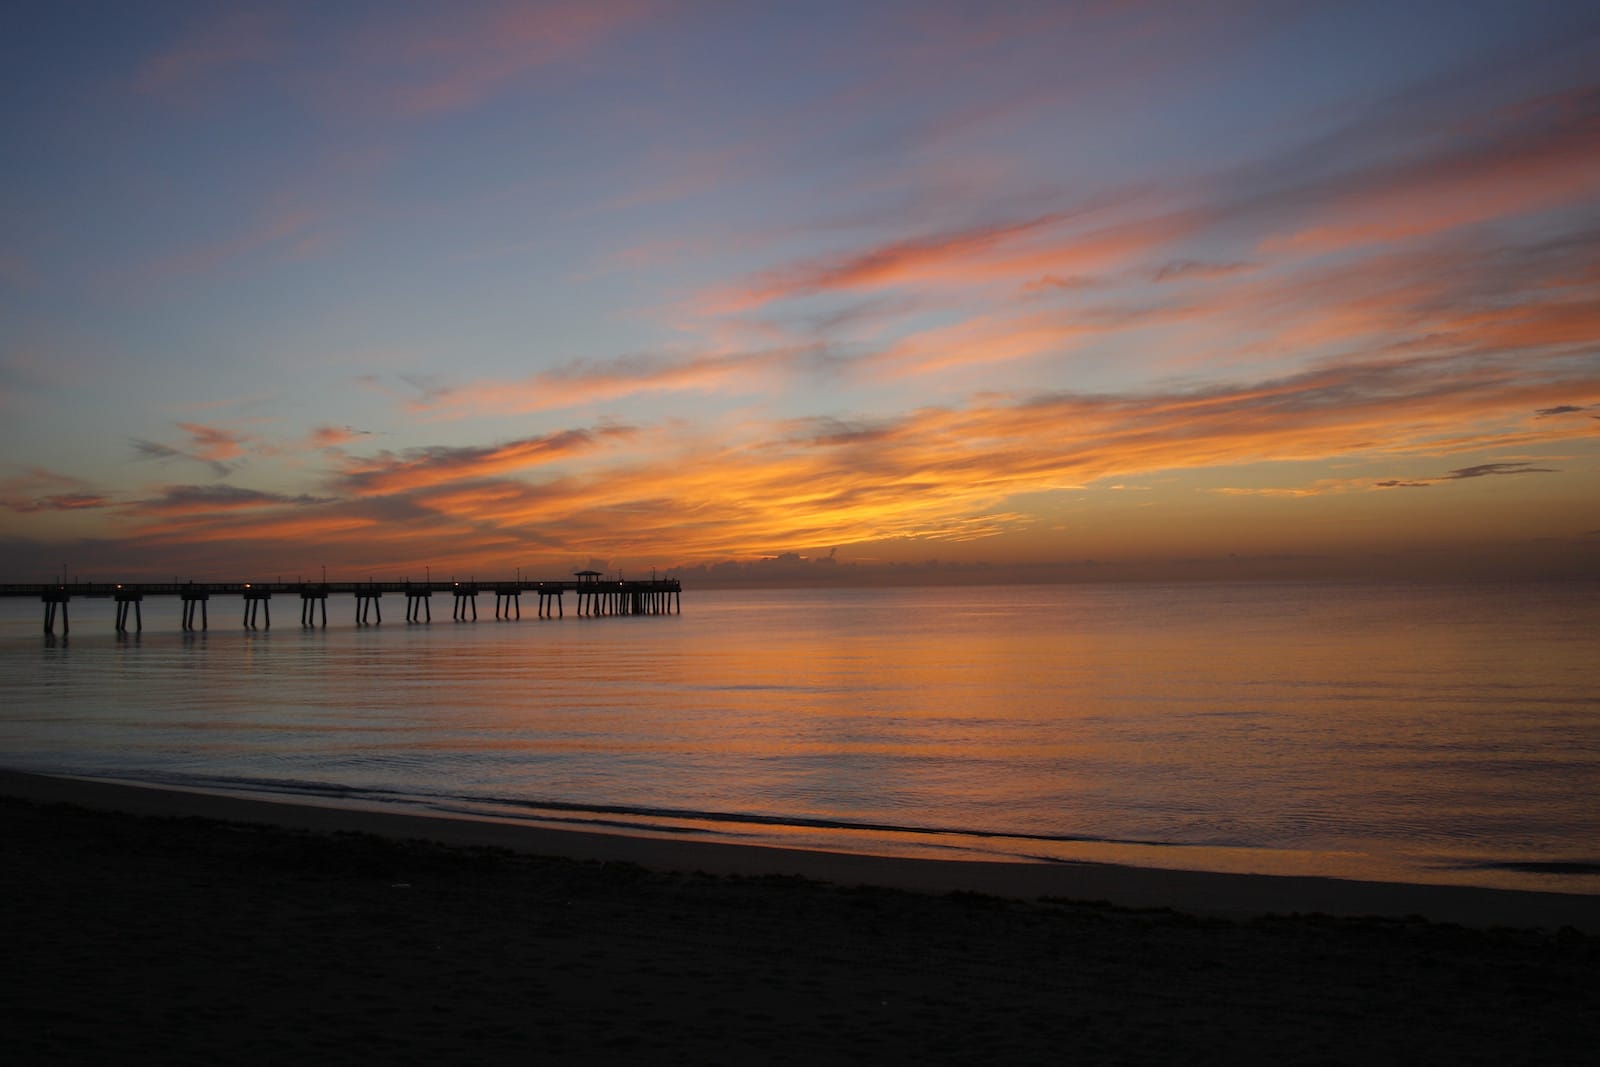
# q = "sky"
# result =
<box><xmin>2</xmin><ymin>0</ymin><xmax>1597</xmax><ymax>586</ymax></box>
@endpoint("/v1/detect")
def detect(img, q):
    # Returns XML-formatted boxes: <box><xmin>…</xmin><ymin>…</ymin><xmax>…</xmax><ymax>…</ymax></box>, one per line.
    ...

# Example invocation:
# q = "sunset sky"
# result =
<box><xmin>2</xmin><ymin>1</ymin><xmax>1596</xmax><ymax>585</ymax></box>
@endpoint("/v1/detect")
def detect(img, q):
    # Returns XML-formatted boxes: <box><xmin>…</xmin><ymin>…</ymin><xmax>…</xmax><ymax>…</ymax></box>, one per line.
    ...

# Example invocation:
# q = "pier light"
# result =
<box><xmin>244</xmin><ymin>583</ymin><xmax>252</xmax><ymax>589</ymax></box>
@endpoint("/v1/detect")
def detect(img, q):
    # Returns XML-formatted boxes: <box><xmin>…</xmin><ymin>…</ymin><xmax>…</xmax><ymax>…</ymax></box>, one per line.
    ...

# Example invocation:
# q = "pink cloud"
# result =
<box><xmin>1268</xmin><ymin>86</ymin><xmax>1600</xmax><ymax>252</ymax></box>
<box><xmin>353</xmin><ymin>0</ymin><xmax>656</xmax><ymax>117</ymax></box>
<box><xmin>704</xmin><ymin>211</ymin><xmax>1189</xmax><ymax>314</ymax></box>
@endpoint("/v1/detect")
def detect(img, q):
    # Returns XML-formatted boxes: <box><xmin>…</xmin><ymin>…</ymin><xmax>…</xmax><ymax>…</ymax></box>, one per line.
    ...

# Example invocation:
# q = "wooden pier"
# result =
<box><xmin>0</xmin><ymin>575</ymin><xmax>681</xmax><ymax>634</ymax></box>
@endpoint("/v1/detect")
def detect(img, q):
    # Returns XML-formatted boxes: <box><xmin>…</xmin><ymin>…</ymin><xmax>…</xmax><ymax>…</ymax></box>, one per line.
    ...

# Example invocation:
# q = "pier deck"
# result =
<box><xmin>0</xmin><ymin>578</ymin><xmax>680</xmax><ymax>634</ymax></box>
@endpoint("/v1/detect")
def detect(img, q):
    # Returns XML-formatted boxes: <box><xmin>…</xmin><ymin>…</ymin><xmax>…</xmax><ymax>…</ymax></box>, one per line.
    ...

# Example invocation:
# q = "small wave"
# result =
<box><xmin>1455</xmin><ymin>860</ymin><xmax>1600</xmax><ymax>876</ymax></box>
<box><xmin>106</xmin><ymin>771</ymin><xmax>1273</xmax><ymax>856</ymax></box>
<box><xmin>443</xmin><ymin>791</ymin><xmax>1220</xmax><ymax>853</ymax></box>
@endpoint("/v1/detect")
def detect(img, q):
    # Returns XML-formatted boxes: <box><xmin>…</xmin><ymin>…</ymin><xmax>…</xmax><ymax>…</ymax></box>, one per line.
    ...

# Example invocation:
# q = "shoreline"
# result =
<box><xmin>6</xmin><ymin>768</ymin><xmax>1598</xmax><ymax>932</ymax></box>
<box><xmin>7</xmin><ymin>767</ymin><xmax>1599</xmax><ymax>1063</ymax></box>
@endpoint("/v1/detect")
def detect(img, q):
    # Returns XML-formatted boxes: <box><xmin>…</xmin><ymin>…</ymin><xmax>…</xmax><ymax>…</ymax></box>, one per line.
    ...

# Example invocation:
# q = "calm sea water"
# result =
<box><xmin>2</xmin><ymin>581</ymin><xmax>1596</xmax><ymax>893</ymax></box>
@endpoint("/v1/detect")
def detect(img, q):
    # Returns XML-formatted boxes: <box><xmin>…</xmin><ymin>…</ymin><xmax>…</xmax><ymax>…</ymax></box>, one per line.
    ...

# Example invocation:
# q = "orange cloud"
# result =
<box><xmin>308</xmin><ymin>424</ymin><xmax>373</xmax><ymax>450</ymax></box>
<box><xmin>352</xmin><ymin>351</ymin><xmax>1600</xmax><ymax>559</ymax></box>
<box><xmin>416</xmin><ymin>349</ymin><xmax>801</xmax><ymax>418</ymax></box>
<box><xmin>94</xmin><ymin>339</ymin><xmax>1598</xmax><ymax>577</ymax></box>
<box><xmin>176</xmin><ymin>423</ymin><xmax>248</xmax><ymax>463</ymax></box>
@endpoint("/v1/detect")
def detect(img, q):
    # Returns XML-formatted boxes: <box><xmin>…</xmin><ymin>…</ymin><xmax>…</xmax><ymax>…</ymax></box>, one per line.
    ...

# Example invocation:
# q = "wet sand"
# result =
<box><xmin>5</xmin><ymin>770</ymin><xmax>1598</xmax><ymax>1063</ymax></box>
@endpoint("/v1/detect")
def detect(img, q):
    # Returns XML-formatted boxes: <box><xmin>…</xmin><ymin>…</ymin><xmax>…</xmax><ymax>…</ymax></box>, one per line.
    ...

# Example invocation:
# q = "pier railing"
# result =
<box><xmin>0</xmin><ymin>578</ymin><xmax>681</xmax><ymax>634</ymax></box>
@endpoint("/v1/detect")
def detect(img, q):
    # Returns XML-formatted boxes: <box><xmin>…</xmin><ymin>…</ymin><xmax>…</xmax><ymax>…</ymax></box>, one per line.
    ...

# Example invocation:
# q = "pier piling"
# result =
<box><xmin>355</xmin><ymin>591</ymin><xmax>382</xmax><ymax>625</ymax></box>
<box><xmin>300</xmin><ymin>590</ymin><xmax>328</xmax><ymax>628</ymax></box>
<box><xmin>181</xmin><ymin>591</ymin><xmax>209</xmax><ymax>632</ymax></box>
<box><xmin>242</xmin><ymin>589</ymin><xmax>271</xmax><ymax>630</ymax></box>
<box><xmin>494</xmin><ymin>586</ymin><xmax>520</xmax><ymax>620</ymax></box>
<box><xmin>7</xmin><ymin>577</ymin><xmax>677</xmax><ymax>633</ymax></box>
<box><xmin>41</xmin><ymin>591</ymin><xmax>70</xmax><ymax>635</ymax></box>
<box><xmin>114</xmin><ymin>591</ymin><xmax>144</xmax><ymax>633</ymax></box>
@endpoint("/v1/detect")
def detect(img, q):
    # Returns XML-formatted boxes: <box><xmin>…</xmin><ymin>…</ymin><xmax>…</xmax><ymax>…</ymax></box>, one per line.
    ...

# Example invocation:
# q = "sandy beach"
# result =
<box><xmin>5</xmin><ymin>770</ymin><xmax>1598</xmax><ymax>1064</ymax></box>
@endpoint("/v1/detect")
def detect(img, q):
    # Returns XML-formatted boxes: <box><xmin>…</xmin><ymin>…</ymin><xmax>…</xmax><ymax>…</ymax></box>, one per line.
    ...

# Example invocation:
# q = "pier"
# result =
<box><xmin>1</xmin><ymin>576</ymin><xmax>681</xmax><ymax>634</ymax></box>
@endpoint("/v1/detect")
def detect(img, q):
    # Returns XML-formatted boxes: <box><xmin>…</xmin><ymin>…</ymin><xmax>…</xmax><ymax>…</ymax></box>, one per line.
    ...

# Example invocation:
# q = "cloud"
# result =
<box><xmin>415</xmin><ymin>349</ymin><xmax>808</xmax><ymax>418</ymax></box>
<box><xmin>703</xmin><ymin>210</ymin><xmax>1188</xmax><ymax>314</ymax></box>
<box><xmin>0</xmin><ymin>490</ymin><xmax>112</xmax><ymax>513</ymax></box>
<box><xmin>1440</xmin><ymin>461</ymin><xmax>1558</xmax><ymax>480</ymax></box>
<box><xmin>177</xmin><ymin>422</ymin><xmax>247</xmax><ymax>463</ymax></box>
<box><xmin>1151</xmin><ymin>259</ymin><xmax>1254</xmax><ymax>283</ymax></box>
<box><xmin>1535</xmin><ymin>404</ymin><xmax>1592</xmax><ymax>416</ymax></box>
<box><xmin>1020</xmin><ymin>274</ymin><xmax>1100</xmax><ymax>294</ymax></box>
<box><xmin>309</xmin><ymin>424</ymin><xmax>373</xmax><ymax>450</ymax></box>
<box><xmin>675</xmin><ymin>69</ymin><xmax>1598</xmax><ymax>397</ymax></box>
<box><xmin>130</xmin><ymin>485</ymin><xmax>335</xmax><ymax>516</ymax></box>
<box><xmin>351</xmin><ymin>0</ymin><xmax>656</xmax><ymax>117</ymax></box>
<box><xmin>0</xmin><ymin>468</ymin><xmax>113</xmax><ymax>514</ymax></box>
<box><xmin>83</xmin><ymin>334</ymin><xmax>1599</xmax><ymax>575</ymax></box>
<box><xmin>1222</xmin><ymin>460</ymin><xmax>1562</xmax><ymax>497</ymax></box>
<box><xmin>1261</xmin><ymin>84</ymin><xmax>1600</xmax><ymax>253</ymax></box>
<box><xmin>130</xmin><ymin>439</ymin><xmax>185</xmax><ymax>462</ymax></box>
<box><xmin>134</xmin><ymin>201</ymin><xmax>333</xmax><ymax>284</ymax></box>
<box><xmin>130</xmin><ymin>423</ymin><xmax>254</xmax><ymax>477</ymax></box>
<box><xmin>331</xmin><ymin>426</ymin><xmax>636</xmax><ymax>496</ymax></box>
<box><xmin>133</xmin><ymin>9</ymin><xmax>283</xmax><ymax>95</ymax></box>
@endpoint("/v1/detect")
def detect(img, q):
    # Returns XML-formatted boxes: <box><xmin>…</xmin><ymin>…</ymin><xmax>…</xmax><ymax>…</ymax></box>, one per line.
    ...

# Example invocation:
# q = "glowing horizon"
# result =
<box><xmin>2</xmin><ymin>2</ymin><xmax>1596</xmax><ymax>585</ymax></box>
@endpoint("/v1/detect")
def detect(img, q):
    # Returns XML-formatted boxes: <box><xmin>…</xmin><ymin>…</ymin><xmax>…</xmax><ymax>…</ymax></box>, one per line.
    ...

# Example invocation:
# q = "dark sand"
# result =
<box><xmin>4</xmin><ymin>771</ymin><xmax>1598</xmax><ymax>1064</ymax></box>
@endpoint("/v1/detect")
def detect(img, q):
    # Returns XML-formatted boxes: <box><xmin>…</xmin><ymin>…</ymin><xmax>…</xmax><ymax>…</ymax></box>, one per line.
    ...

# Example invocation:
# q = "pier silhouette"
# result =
<box><xmin>3</xmin><ymin>573</ymin><xmax>680</xmax><ymax>634</ymax></box>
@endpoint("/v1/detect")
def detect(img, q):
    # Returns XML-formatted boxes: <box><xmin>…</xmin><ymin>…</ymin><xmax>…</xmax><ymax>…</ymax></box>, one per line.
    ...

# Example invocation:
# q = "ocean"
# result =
<box><xmin>2</xmin><ymin>580</ymin><xmax>1596</xmax><ymax>894</ymax></box>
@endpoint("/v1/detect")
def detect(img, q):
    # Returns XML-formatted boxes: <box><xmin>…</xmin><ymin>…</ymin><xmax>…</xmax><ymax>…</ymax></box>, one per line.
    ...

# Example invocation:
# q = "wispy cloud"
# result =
<box><xmin>1440</xmin><ymin>461</ymin><xmax>1559</xmax><ymax>480</ymax></box>
<box><xmin>1222</xmin><ymin>461</ymin><xmax>1563</xmax><ymax>497</ymax></box>
<box><xmin>1264</xmin><ymin>86</ymin><xmax>1600</xmax><ymax>253</ymax></box>
<box><xmin>0</xmin><ymin>468</ymin><xmax>112</xmax><ymax>514</ymax></box>
<box><xmin>133</xmin><ymin>9</ymin><xmax>283</xmax><ymax>95</ymax></box>
<box><xmin>130</xmin><ymin>423</ymin><xmax>255</xmax><ymax>477</ymax></box>
<box><xmin>308</xmin><ymin>424</ymin><xmax>374</xmax><ymax>450</ymax></box>
<box><xmin>704</xmin><ymin>210</ymin><xmax>1186</xmax><ymax>314</ymax></box>
<box><xmin>349</xmin><ymin>0</ymin><xmax>656</xmax><ymax>117</ymax></box>
<box><xmin>331</xmin><ymin>426</ymin><xmax>636</xmax><ymax>496</ymax></box>
<box><xmin>414</xmin><ymin>347</ymin><xmax>822</xmax><ymax>417</ymax></box>
<box><xmin>130</xmin><ymin>484</ymin><xmax>334</xmax><ymax>516</ymax></box>
<box><xmin>131</xmin><ymin>201</ymin><xmax>335</xmax><ymax>286</ymax></box>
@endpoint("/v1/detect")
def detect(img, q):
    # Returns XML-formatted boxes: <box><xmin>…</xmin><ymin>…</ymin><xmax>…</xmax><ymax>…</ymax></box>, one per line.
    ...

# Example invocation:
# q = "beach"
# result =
<box><xmin>5</xmin><ymin>771</ymin><xmax>1598</xmax><ymax>1064</ymax></box>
